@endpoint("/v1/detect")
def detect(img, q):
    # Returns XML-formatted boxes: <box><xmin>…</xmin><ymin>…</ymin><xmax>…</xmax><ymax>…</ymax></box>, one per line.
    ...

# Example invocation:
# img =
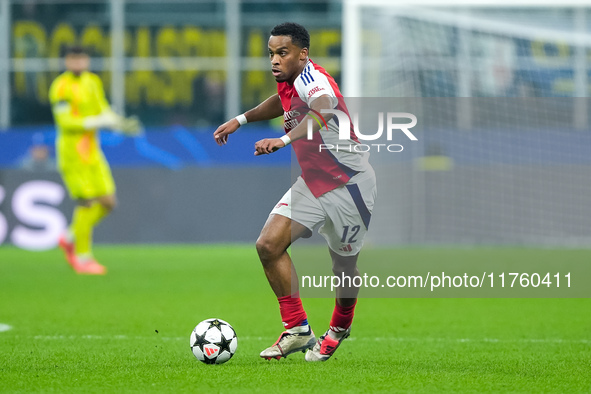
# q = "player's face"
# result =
<box><xmin>65</xmin><ymin>54</ymin><xmax>90</xmax><ymax>76</ymax></box>
<box><xmin>268</xmin><ymin>35</ymin><xmax>308</xmax><ymax>84</ymax></box>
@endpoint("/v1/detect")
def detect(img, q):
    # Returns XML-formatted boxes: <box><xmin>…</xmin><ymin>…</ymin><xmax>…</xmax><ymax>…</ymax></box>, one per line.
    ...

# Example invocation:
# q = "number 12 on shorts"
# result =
<box><xmin>341</xmin><ymin>225</ymin><xmax>360</xmax><ymax>243</ymax></box>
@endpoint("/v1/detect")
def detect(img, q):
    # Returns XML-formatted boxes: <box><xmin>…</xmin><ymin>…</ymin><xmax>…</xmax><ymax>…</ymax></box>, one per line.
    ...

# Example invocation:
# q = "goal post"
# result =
<box><xmin>343</xmin><ymin>0</ymin><xmax>591</xmax><ymax>99</ymax></box>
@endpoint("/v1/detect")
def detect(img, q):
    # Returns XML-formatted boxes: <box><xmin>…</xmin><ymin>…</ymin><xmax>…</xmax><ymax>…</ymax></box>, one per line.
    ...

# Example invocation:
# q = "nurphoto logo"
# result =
<box><xmin>306</xmin><ymin>110</ymin><xmax>418</xmax><ymax>153</ymax></box>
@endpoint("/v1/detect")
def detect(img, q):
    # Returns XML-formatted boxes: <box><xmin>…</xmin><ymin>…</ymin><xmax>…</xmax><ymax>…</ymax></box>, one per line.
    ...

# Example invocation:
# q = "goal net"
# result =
<box><xmin>342</xmin><ymin>1</ymin><xmax>591</xmax><ymax>246</ymax></box>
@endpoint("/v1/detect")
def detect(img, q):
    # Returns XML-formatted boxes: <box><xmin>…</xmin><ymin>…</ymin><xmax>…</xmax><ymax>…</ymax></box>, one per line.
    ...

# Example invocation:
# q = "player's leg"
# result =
<box><xmin>72</xmin><ymin>159</ymin><xmax>116</xmax><ymax>273</ymax></box>
<box><xmin>305</xmin><ymin>250</ymin><xmax>360</xmax><ymax>362</ymax></box>
<box><xmin>74</xmin><ymin>193</ymin><xmax>115</xmax><ymax>256</ymax></box>
<box><xmin>257</xmin><ymin>180</ymin><xmax>325</xmax><ymax>359</ymax></box>
<box><xmin>65</xmin><ymin>198</ymin><xmax>104</xmax><ymax>275</ymax></box>
<box><xmin>72</xmin><ymin>198</ymin><xmax>93</xmax><ymax>257</ymax></box>
<box><xmin>328</xmin><ymin>249</ymin><xmax>359</xmax><ymax>343</ymax></box>
<box><xmin>257</xmin><ymin>213</ymin><xmax>317</xmax><ymax>359</ymax></box>
<box><xmin>58</xmin><ymin>198</ymin><xmax>84</xmax><ymax>268</ymax></box>
<box><xmin>58</xmin><ymin>167</ymin><xmax>89</xmax><ymax>269</ymax></box>
<box><xmin>86</xmin><ymin>157</ymin><xmax>116</xmax><ymax>231</ymax></box>
<box><xmin>92</xmin><ymin>193</ymin><xmax>117</xmax><ymax>227</ymax></box>
<box><xmin>306</xmin><ymin>170</ymin><xmax>377</xmax><ymax>362</ymax></box>
<box><xmin>59</xmin><ymin>160</ymin><xmax>114</xmax><ymax>274</ymax></box>
<box><xmin>93</xmin><ymin>157</ymin><xmax>117</xmax><ymax>222</ymax></box>
<box><xmin>331</xmin><ymin>248</ymin><xmax>360</xmax><ymax>315</ymax></box>
<box><xmin>256</xmin><ymin>213</ymin><xmax>308</xmax><ymax>297</ymax></box>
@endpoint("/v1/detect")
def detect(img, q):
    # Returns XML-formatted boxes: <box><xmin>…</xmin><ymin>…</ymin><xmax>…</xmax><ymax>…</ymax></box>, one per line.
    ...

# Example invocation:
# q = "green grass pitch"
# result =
<box><xmin>1</xmin><ymin>245</ymin><xmax>590</xmax><ymax>393</ymax></box>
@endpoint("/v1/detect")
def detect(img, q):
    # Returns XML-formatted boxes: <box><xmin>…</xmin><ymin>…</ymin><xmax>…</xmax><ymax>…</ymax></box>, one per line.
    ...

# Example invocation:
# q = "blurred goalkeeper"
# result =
<box><xmin>49</xmin><ymin>45</ymin><xmax>142</xmax><ymax>275</ymax></box>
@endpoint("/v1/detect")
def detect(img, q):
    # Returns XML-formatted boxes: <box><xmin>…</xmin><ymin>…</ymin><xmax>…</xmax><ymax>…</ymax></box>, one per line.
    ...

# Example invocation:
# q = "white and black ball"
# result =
<box><xmin>190</xmin><ymin>318</ymin><xmax>237</xmax><ymax>364</ymax></box>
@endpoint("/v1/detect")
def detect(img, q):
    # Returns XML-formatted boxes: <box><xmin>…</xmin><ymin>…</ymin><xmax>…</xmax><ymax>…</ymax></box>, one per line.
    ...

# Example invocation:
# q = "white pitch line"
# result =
<box><xmin>12</xmin><ymin>334</ymin><xmax>590</xmax><ymax>345</ymax></box>
<box><xmin>0</xmin><ymin>323</ymin><xmax>12</xmax><ymax>332</ymax></box>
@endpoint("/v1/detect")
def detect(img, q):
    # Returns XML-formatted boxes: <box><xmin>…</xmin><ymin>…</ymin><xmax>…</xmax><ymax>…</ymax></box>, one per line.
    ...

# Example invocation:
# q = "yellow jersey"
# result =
<box><xmin>49</xmin><ymin>71</ymin><xmax>111</xmax><ymax>170</ymax></box>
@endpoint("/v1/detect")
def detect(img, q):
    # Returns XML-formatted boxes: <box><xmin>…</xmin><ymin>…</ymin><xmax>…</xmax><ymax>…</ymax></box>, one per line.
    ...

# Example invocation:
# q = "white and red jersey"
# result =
<box><xmin>278</xmin><ymin>59</ymin><xmax>369</xmax><ymax>198</ymax></box>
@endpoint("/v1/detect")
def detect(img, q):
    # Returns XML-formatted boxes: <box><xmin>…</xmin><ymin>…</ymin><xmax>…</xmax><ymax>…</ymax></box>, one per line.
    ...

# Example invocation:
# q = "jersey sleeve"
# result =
<box><xmin>48</xmin><ymin>76</ymin><xmax>85</xmax><ymax>131</ymax></box>
<box><xmin>294</xmin><ymin>65</ymin><xmax>338</xmax><ymax>108</ymax></box>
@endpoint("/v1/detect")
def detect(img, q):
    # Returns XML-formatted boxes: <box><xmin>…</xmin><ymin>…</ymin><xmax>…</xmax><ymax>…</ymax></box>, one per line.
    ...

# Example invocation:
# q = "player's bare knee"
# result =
<box><xmin>255</xmin><ymin>235</ymin><xmax>284</xmax><ymax>263</ymax></box>
<box><xmin>331</xmin><ymin>254</ymin><xmax>359</xmax><ymax>277</ymax></box>
<box><xmin>99</xmin><ymin>195</ymin><xmax>117</xmax><ymax>212</ymax></box>
<box><xmin>77</xmin><ymin>199</ymin><xmax>92</xmax><ymax>208</ymax></box>
<box><xmin>103</xmin><ymin>199</ymin><xmax>117</xmax><ymax>212</ymax></box>
<box><xmin>332</xmin><ymin>264</ymin><xmax>359</xmax><ymax>278</ymax></box>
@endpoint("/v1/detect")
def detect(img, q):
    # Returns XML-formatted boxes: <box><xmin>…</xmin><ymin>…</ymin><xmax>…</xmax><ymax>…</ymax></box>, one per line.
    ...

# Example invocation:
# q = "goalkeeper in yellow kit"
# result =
<box><xmin>49</xmin><ymin>46</ymin><xmax>141</xmax><ymax>275</ymax></box>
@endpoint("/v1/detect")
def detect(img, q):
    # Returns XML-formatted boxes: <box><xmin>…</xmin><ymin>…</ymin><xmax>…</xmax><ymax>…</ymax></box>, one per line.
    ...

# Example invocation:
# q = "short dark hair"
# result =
<box><xmin>270</xmin><ymin>22</ymin><xmax>310</xmax><ymax>50</ymax></box>
<box><xmin>64</xmin><ymin>45</ymin><xmax>88</xmax><ymax>56</ymax></box>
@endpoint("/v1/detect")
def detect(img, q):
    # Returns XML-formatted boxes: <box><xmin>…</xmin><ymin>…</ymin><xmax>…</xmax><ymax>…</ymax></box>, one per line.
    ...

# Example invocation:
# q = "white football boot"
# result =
<box><xmin>260</xmin><ymin>326</ymin><xmax>316</xmax><ymax>360</ymax></box>
<box><xmin>305</xmin><ymin>327</ymin><xmax>351</xmax><ymax>362</ymax></box>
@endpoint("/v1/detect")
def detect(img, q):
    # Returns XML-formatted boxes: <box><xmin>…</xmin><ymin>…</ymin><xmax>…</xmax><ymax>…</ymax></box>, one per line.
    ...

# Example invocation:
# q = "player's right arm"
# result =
<box><xmin>214</xmin><ymin>93</ymin><xmax>283</xmax><ymax>146</ymax></box>
<box><xmin>88</xmin><ymin>73</ymin><xmax>143</xmax><ymax>136</ymax></box>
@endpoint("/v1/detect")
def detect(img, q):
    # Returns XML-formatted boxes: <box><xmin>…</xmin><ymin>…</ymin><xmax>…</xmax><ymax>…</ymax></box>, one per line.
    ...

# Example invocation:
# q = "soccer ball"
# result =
<box><xmin>190</xmin><ymin>318</ymin><xmax>238</xmax><ymax>364</ymax></box>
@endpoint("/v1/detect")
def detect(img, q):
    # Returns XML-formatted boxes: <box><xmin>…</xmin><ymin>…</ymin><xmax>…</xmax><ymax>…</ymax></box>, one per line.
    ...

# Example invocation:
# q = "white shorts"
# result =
<box><xmin>270</xmin><ymin>168</ymin><xmax>377</xmax><ymax>256</ymax></box>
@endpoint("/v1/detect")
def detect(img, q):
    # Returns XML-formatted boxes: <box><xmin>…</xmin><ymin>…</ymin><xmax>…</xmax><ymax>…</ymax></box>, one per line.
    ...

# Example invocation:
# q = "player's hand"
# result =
<box><xmin>83</xmin><ymin>111</ymin><xmax>119</xmax><ymax>130</ymax></box>
<box><xmin>254</xmin><ymin>138</ymin><xmax>285</xmax><ymax>156</ymax></box>
<box><xmin>213</xmin><ymin>118</ymin><xmax>240</xmax><ymax>146</ymax></box>
<box><xmin>118</xmin><ymin>115</ymin><xmax>144</xmax><ymax>136</ymax></box>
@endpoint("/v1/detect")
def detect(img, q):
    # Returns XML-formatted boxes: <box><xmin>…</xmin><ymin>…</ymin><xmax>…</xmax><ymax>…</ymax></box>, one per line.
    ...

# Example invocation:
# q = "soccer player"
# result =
<box><xmin>49</xmin><ymin>46</ymin><xmax>141</xmax><ymax>275</ymax></box>
<box><xmin>214</xmin><ymin>23</ymin><xmax>376</xmax><ymax>361</ymax></box>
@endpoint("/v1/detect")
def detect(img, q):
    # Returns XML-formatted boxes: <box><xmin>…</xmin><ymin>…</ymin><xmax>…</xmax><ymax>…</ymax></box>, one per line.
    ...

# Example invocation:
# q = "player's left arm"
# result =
<box><xmin>88</xmin><ymin>74</ymin><xmax>143</xmax><ymax>136</ymax></box>
<box><xmin>253</xmin><ymin>94</ymin><xmax>333</xmax><ymax>156</ymax></box>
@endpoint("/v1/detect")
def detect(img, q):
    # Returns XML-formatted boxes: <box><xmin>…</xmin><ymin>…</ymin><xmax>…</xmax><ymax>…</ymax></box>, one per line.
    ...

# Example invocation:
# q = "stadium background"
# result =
<box><xmin>2</xmin><ymin>0</ymin><xmax>591</xmax><ymax>250</ymax></box>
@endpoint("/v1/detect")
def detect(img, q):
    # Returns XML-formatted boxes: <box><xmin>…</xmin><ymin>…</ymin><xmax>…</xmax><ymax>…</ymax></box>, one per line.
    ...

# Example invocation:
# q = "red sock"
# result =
<box><xmin>277</xmin><ymin>292</ymin><xmax>308</xmax><ymax>329</ymax></box>
<box><xmin>330</xmin><ymin>299</ymin><xmax>357</xmax><ymax>332</ymax></box>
